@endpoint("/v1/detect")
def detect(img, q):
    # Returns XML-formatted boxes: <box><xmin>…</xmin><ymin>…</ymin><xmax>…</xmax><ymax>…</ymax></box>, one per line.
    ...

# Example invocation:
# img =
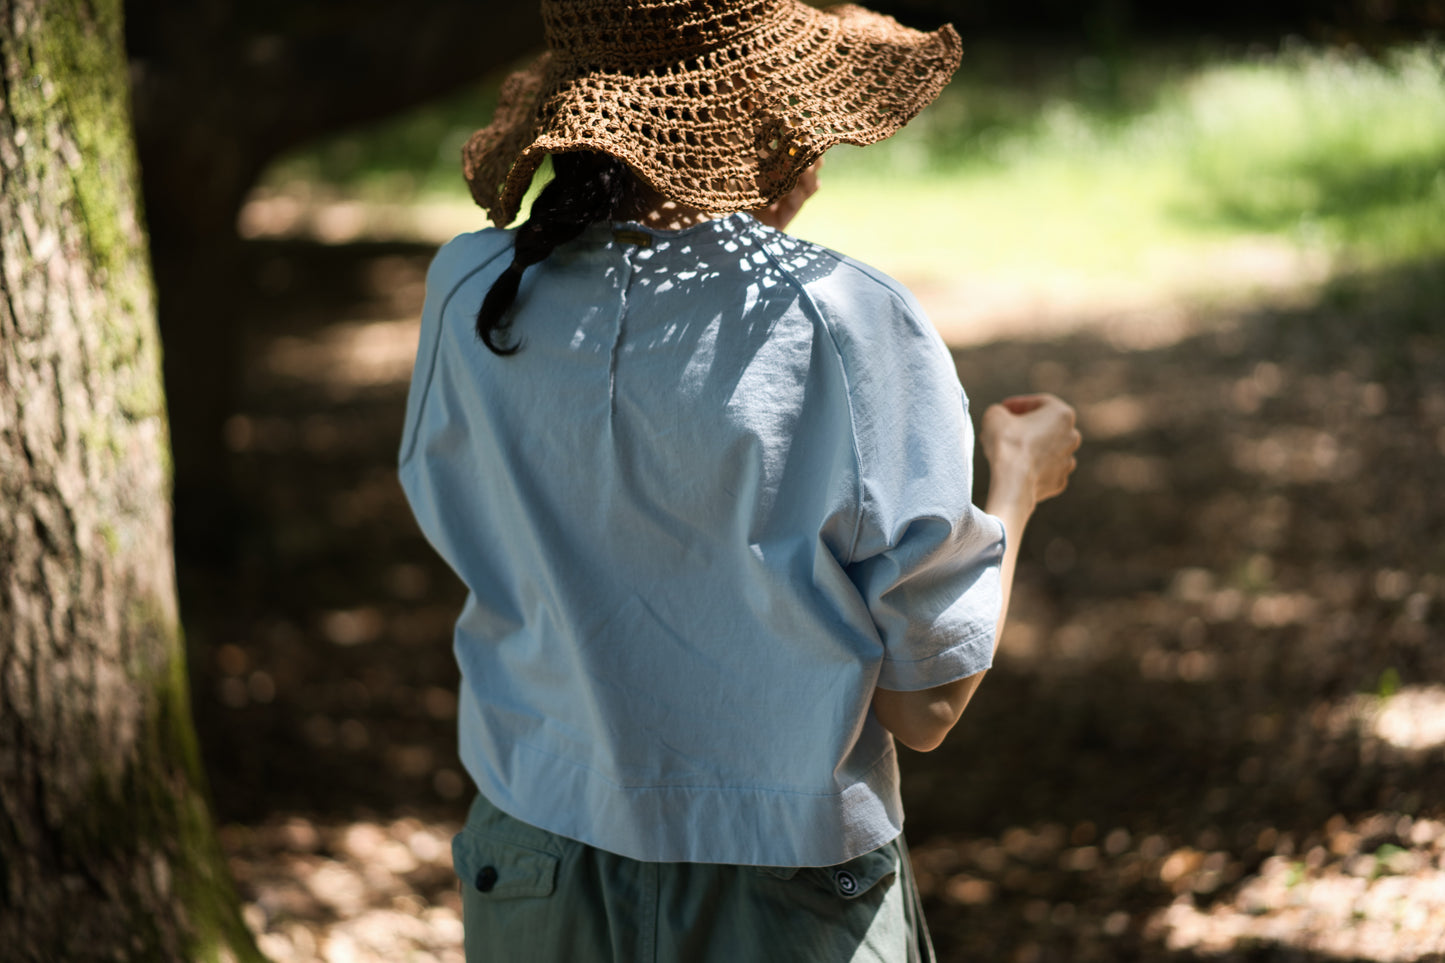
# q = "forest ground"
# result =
<box><xmin>188</xmin><ymin>234</ymin><xmax>1445</xmax><ymax>963</ymax></box>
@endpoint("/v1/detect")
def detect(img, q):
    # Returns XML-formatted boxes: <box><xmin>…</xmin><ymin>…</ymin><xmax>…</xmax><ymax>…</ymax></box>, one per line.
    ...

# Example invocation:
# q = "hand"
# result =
<box><xmin>980</xmin><ymin>394</ymin><xmax>1081</xmax><ymax>508</ymax></box>
<box><xmin>750</xmin><ymin>157</ymin><xmax>824</xmax><ymax>231</ymax></box>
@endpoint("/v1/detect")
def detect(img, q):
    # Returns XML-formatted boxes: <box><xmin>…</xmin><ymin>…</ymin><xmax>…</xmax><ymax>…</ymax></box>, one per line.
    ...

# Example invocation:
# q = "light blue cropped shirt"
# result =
<box><xmin>399</xmin><ymin>212</ymin><xmax>1004</xmax><ymax>868</ymax></box>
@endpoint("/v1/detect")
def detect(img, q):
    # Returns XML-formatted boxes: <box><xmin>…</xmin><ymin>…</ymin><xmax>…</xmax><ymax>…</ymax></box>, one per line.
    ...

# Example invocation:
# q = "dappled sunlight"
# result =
<box><xmin>909</xmin><ymin>811</ymin><xmax>1445</xmax><ymax>962</ymax></box>
<box><xmin>897</xmin><ymin>259</ymin><xmax>1445</xmax><ymax>960</ymax></box>
<box><xmin>1078</xmin><ymin>395</ymin><xmax>1151</xmax><ymax>440</ymax></box>
<box><xmin>911</xmin><ymin>796</ymin><xmax>1445</xmax><ymax>961</ymax></box>
<box><xmin>258</xmin><ymin>317</ymin><xmax>420</xmax><ymax>396</ymax></box>
<box><xmin>1089</xmin><ymin>452</ymin><xmax>1170</xmax><ymax>493</ymax></box>
<box><xmin>223</xmin><ymin>815</ymin><xmax>464</xmax><ymax>963</ymax></box>
<box><xmin>240</xmin><ymin>185</ymin><xmax>479</xmax><ymax>246</ymax></box>
<box><xmin>1360</xmin><ymin>685</ymin><xmax>1445</xmax><ymax>753</ymax></box>
<box><xmin>223</xmin><ymin>412</ymin><xmax>405</xmax><ymax>460</ymax></box>
<box><xmin>1228</xmin><ymin>427</ymin><xmax>1358</xmax><ymax>484</ymax></box>
<box><xmin>194</xmin><ymin>119</ymin><xmax>1445</xmax><ymax>959</ymax></box>
<box><xmin>1150</xmin><ymin>813</ymin><xmax>1445</xmax><ymax>961</ymax></box>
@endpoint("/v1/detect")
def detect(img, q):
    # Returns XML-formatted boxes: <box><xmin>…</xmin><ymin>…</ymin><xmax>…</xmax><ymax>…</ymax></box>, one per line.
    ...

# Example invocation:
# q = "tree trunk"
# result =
<box><xmin>124</xmin><ymin>0</ymin><xmax>544</xmax><ymax>566</ymax></box>
<box><xmin>0</xmin><ymin>2</ymin><xmax>262</xmax><ymax>960</ymax></box>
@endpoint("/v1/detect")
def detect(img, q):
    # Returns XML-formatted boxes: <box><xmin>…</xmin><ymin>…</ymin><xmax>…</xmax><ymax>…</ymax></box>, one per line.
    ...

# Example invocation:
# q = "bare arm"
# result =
<box><xmin>872</xmin><ymin>394</ymin><xmax>1080</xmax><ymax>752</ymax></box>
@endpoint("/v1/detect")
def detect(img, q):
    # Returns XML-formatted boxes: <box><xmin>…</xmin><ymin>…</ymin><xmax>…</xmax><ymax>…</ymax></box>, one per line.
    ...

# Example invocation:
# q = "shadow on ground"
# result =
<box><xmin>187</xmin><ymin>239</ymin><xmax>1445</xmax><ymax>961</ymax></box>
<box><xmin>917</xmin><ymin>258</ymin><xmax>1445</xmax><ymax>961</ymax></box>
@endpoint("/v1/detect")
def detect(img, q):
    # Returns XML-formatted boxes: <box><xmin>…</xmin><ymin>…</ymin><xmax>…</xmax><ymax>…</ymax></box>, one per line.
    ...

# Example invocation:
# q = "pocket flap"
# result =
<box><xmin>452</xmin><ymin>831</ymin><xmax>560</xmax><ymax>899</ymax></box>
<box><xmin>758</xmin><ymin>843</ymin><xmax>900</xmax><ymax>899</ymax></box>
<box><xmin>814</xmin><ymin>845</ymin><xmax>899</xmax><ymax>899</ymax></box>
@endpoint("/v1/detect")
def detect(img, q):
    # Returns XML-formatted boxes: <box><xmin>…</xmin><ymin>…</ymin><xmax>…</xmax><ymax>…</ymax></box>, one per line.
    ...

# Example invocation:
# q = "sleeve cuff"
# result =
<box><xmin>876</xmin><ymin>621</ymin><xmax>995</xmax><ymax>691</ymax></box>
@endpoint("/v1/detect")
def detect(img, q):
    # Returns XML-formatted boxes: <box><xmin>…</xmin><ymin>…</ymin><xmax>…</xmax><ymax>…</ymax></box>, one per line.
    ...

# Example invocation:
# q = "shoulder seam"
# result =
<box><xmin>398</xmin><ymin>233</ymin><xmax>514</xmax><ymax>468</ymax></box>
<box><xmin>749</xmin><ymin>227</ymin><xmax>868</xmax><ymax>562</ymax></box>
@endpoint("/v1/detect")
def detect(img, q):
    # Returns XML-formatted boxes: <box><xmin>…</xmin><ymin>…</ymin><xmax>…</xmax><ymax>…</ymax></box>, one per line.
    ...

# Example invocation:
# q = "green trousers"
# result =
<box><xmin>454</xmin><ymin>793</ymin><xmax>935</xmax><ymax>963</ymax></box>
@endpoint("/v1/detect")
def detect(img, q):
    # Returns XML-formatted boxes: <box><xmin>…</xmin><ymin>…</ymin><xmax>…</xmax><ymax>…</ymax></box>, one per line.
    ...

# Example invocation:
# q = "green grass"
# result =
<box><xmin>258</xmin><ymin>41</ymin><xmax>1445</xmax><ymax>282</ymax></box>
<box><xmin>259</xmin><ymin>81</ymin><xmax>504</xmax><ymax>201</ymax></box>
<box><xmin>792</xmin><ymin>42</ymin><xmax>1445</xmax><ymax>279</ymax></box>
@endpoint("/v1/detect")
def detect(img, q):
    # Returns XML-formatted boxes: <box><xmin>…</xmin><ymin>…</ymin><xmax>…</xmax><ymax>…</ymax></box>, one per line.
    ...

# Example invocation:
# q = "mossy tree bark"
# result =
<box><xmin>0</xmin><ymin>1</ymin><xmax>262</xmax><ymax>960</ymax></box>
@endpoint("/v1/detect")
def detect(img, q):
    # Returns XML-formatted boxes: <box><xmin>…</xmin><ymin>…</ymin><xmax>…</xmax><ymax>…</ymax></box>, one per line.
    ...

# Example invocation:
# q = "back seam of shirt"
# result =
<box><xmin>607</xmin><ymin>240</ymin><xmax>642</xmax><ymax>428</ymax></box>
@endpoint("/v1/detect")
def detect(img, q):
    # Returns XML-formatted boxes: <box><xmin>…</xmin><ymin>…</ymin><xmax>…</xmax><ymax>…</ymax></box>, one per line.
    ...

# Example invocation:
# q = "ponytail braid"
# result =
<box><xmin>476</xmin><ymin>151</ymin><xmax>632</xmax><ymax>355</ymax></box>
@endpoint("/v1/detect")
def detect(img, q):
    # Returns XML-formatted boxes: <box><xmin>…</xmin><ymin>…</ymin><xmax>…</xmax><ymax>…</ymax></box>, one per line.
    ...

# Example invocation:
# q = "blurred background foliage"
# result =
<box><xmin>875</xmin><ymin>0</ymin><xmax>1444</xmax><ymax>41</ymax></box>
<box><xmin>254</xmin><ymin>40</ymin><xmax>1445</xmax><ymax>283</ymax></box>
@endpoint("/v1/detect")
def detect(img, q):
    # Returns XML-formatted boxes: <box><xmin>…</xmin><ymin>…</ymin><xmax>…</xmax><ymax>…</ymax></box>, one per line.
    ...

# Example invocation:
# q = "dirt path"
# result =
<box><xmin>191</xmin><ymin>235</ymin><xmax>1445</xmax><ymax>962</ymax></box>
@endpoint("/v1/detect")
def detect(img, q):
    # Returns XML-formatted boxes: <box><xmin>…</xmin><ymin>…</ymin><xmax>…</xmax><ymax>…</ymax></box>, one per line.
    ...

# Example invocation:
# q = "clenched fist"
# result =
<box><xmin>980</xmin><ymin>393</ymin><xmax>1081</xmax><ymax>508</ymax></box>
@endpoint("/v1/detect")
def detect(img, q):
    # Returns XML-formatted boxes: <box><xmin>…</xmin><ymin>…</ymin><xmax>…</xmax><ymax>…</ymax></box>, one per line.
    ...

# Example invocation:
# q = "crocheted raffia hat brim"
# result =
<box><xmin>464</xmin><ymin>2</ymin><xmax>962</xmax><ymax>227</ymax></box>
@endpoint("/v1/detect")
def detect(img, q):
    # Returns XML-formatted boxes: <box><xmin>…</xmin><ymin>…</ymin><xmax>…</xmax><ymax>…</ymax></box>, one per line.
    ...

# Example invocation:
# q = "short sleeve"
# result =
<box><xmin>822</xmin><ymin>263</ymin><xmax>1006</xmax><ymax>691</ymax></box>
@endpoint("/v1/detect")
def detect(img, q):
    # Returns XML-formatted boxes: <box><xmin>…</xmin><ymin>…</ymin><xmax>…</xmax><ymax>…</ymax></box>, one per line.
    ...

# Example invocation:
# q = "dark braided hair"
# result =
<box><xmin>476</xmin><ymin>151</ymin><xmax>632</xmax><ymax>355</ymax></box>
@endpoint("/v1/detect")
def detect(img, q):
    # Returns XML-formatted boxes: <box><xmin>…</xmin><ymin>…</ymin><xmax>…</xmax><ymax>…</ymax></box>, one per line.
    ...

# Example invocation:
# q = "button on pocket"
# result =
<box><xmin>758</xmin><ymin>843</ymin><xmax>902</xmax><ymax>901</ymax></box>
<box><xmin>816</xmin><ymin>845</ymin><xmax>898</xmax><ymax>900</ymax></box>
<box><xmin>452</xmin><ymin>832</ymin><xmax>559</xmax><ymax>900</ymax></box>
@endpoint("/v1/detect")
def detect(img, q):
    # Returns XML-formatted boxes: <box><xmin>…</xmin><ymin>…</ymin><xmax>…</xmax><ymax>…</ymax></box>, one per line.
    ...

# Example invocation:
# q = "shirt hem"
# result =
<box><xmin>459</xmin><ymin>708</ymin><xmax>904</xmax><ymax>868</ymax></box>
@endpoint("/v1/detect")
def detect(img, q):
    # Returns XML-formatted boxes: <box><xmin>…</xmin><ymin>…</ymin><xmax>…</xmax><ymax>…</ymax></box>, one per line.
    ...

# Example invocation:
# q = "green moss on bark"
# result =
<box><xmin>2</xmin><ymin>1</ymin><xmax>260</xmax><ymax>959</ymax></box>
<box><xmin>60</xmin><ymin>599</ymin><xmax>264</xmax><ymax>963</ymax></box>
<box><xmin>29</xmin><ymin>0</ymin><xmax>141</xmax><ymax>281</ymax></box>
<box><xmin>148</xmin><ymin>600</ymin><xmax>266</xmax><ymax>963</ymax></box>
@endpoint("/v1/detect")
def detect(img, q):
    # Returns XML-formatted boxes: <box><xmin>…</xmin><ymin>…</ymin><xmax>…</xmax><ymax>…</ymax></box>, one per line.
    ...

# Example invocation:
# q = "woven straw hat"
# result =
<box><xmin>464</xmin><ymin>0</ymin><xmax>962</xmax><ymax>226</ymax></box>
